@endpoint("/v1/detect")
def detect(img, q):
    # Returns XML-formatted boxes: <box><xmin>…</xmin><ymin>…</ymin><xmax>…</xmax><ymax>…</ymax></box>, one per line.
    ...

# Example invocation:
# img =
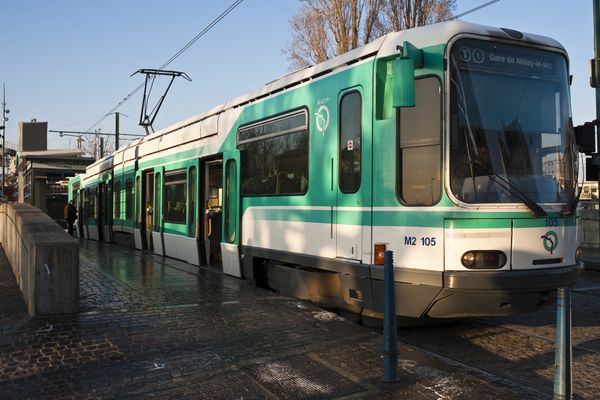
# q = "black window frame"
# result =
<box><xmin>135</xmin><ymin>175</ymin><xmax>141</xmax><ymax>227</ymax></box>
<box><xmin>125</xmin><ymin>178</ymin><xmax>133</xmax><ymax>220</ymax></box>
<box><xmin>163</xmin><ymin>169</ymin><xmax>187</xmax><ymax>224</ymax></box>
<box><xmin>224</xmin><ymin>159</ymin><xmax>237</xmax><ymax>243</ymax></box>
<box><xmin>396</xmin><ymin>75</ymin><xmax>443</xmax><ymax>206</ymax></box>
<box><xmin>114</xmin><ymin>180</ymin><xmax>121</xmax><ymax>219</ymax></box>
<box><xmin>237</xmin><ymin>107</ymin><xmax>309</xmax><ymax>197</ymax></box>
<box><xmin>339</xmin><ymin>90</ymin><xmax>362</xmax><ymax>194</ymax></box>
<box><xmin>188</xmin><ymin>166</ymin><xmax>196</xmax><ymax>237</ymax></box>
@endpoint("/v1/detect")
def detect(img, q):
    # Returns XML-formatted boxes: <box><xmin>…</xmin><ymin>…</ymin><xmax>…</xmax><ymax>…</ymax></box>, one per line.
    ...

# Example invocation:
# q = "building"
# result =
<box><xmin>16</xmin><ymin>120</ymin><xmax>94</xmax><ymax>225</ymax></box>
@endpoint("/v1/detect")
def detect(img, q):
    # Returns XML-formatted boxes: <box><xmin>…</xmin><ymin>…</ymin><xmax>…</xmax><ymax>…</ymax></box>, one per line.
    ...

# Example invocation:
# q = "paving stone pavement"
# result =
<box><xmin>0</xmin><ymin>240</ymin><xmax>578</xmax><ymax>399</ymax></box>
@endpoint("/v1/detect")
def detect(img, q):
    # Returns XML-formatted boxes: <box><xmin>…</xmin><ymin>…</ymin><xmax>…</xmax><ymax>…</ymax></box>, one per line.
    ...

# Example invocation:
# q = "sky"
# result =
<box><xmin>0</xmin><ymin>0</ymin><xmax>596</xmax><ymax>151</ymax></box>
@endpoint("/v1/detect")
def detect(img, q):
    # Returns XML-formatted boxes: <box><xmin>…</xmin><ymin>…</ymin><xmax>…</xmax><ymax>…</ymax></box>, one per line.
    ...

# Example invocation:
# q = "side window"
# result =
<box><xmin>164</xmin><ymin>170</ymin><xmax>187</xmax><ymax>224</ymax></box>
<box><xmin>398</xmin><ymin>77</ymin><xmax>442</xmax><ymax>205</ymax></box>
<box><xmin>88</xmin><ymin>188</ymin><xmax>96</xmax><ymax>220</ymax></box>
<box><xmin>154</xmin><ymin>173</ymin><xmax>161</xmax><ymax>232</ymax></box>
<box><xmin>125</xmin><ymin>178</ymin><xmax>133</xmax><ymax>219</ymax></box>
<box><xmin>135</xmin><ymin>175</ymin><xmax>141</xmax><ymax>227</ymax></box>
<box><xmin>339</xmin><ymin>91</ymin><xmax>362</xmax><ymax>193</ymax></box>
<box><xmin>114</xmin><ymin>181</ymin><xmax>121</xmax><ymax>219</ymax></box>
<box><xmin>188</xmin><ymin>166</ymin><xmax>196</xmax><ymax>237</ymax></box>
<box><xmin>101</xmin><ymin>184</ymin><xmax>108</xmax><ymax>224</ymax></box>
<box><xmin>224</xmin><ymin>159</ymin><xmax>237</xmax><ymax>243</ymax></box>
<box><xmin>238</xmin><ymin>109</ymin><xmax>309</xmax><ymax>196</ymax></box>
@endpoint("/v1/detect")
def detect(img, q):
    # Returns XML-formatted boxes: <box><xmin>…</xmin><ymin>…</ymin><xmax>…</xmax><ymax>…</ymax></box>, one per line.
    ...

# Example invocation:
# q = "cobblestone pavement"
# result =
<box><xmin>400</xmin><ymin>268</ymin><xmax>600</xmax><ymax>399</ymax></box>
<box><xmin>0</xmin><ymin>240</ymin><xmax>596</xmax><ymax>399</ymax></box>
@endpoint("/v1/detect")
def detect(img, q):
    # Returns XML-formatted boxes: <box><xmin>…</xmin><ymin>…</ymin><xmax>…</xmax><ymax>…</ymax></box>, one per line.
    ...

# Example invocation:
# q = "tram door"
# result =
<box><xmin>336</xmin><ymin>89</ymin><xmax>363</xmax><ymax>261</ymax></box>
<box><xmin>221</xmin><ymin>156</ymin><xmax>241</xmax><ymax>277</ymax></box>
<box><xmin>140</xmin><ymin>170</ymin><xmax>154</xmax><ymax>251</ymax></box>
<box><xmin>203</xmin><ymin>160</ymin><xmax>223</xmax><ymax>265</ymax></box>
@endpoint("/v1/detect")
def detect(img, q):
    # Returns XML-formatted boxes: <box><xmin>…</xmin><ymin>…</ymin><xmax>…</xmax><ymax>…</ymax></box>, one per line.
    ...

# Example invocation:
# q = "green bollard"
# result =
<box><xmin>382</xmin><ymin>250</ymin><xmax>398</xmax><ymax>383</ymax></box>
<box><xmin>553</xmin><ymin>287</ymin><xmax>572</xmax><ymax>400</ymax></box>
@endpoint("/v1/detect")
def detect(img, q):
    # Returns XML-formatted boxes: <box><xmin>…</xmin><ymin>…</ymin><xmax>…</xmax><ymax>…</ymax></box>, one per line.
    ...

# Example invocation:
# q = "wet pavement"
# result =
<box><xmin>0</xmin><ymin>240</ymin><xmax>597</xmax><ymax>399</ymax></box>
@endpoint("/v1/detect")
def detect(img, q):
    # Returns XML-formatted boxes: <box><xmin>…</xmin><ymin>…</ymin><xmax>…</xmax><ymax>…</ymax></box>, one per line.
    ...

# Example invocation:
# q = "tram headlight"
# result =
<box><xmin>461</xmin><ymin>251</ymin><xmax>476</xmax><ymax>268</ymax></box>
<box><xmin>461</xmin><ymin>250</ymin><xmax>507</xmax><ymax>269</ymax></box>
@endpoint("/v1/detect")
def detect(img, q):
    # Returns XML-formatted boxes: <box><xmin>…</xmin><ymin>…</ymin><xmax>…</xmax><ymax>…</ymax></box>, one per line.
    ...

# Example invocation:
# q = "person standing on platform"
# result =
<box><xmin>64</xmin><ymin>199</ymin><xmax>77</xmax><ymax>237</ymax></box>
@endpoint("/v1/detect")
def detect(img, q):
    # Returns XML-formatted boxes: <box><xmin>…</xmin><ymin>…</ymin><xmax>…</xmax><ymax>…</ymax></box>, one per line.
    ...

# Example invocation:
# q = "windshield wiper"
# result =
<box><xmin>561</xmin><ymin>189</ymin><xmax>580</xmax><ymax>217</ymax></box>
<box><xmin>560</xmin><ymin>123</ymin><xmax>580</xmax><ymax>217</ymax></box>
<box><xmin>470</xmin><ymin>159</ymin><xmax>547</xmax><ymax>217</ymax></box>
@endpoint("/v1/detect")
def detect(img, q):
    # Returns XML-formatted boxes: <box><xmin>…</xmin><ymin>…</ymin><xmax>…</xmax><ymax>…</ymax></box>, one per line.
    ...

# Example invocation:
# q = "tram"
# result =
<box><xmin>70</xmin><ymin>20</ymin><xmax>584</xmax><ymax>320</ymax></box>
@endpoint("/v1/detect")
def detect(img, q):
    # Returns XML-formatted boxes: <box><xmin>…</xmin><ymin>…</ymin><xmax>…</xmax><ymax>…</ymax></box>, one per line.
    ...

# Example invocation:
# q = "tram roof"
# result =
<box><xmin>139</xmin><ymin>20</ymin><xmax>565</xmax><ymax>142</ymax></box>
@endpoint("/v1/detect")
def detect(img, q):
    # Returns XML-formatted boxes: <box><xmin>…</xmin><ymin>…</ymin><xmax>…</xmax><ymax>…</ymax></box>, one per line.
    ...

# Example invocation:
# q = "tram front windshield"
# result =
<box><xmin>449</xmin><ymin>38</ymin><xmax>575</xmax><ymax>206</ymax></box>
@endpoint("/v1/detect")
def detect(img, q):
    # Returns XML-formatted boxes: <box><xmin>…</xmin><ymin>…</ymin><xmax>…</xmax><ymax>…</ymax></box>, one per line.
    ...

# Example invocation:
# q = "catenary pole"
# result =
<box><xmin>1</xmin><ymin>84</ymin><xmax>6</xmax><ymax>198</ymax></box>
<box><xmin>115</xmin><ymin>112</ymin><xmax>120</xmax><ymax>151</ymax></box>
<box><xmin>594</xmin><ymin>0</ymin><xmax>600</xmax><ymax>233</ymax></box>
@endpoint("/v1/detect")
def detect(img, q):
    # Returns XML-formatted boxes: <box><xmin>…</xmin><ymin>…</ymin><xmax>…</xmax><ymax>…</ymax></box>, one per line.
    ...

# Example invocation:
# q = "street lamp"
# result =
<box><xmin>59</xmin><ymin>132</ymin><xmax>84</xmax><ymax>150</ymax></box>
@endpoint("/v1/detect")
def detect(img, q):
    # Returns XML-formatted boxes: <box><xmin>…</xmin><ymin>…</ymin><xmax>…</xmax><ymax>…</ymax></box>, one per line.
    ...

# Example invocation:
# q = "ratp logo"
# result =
<box><xmin>541</xmin><ymin>231</ymin><xmax>559</xmax><ymax>255</ymax></box>
<box><xmin>315</xmin><ymin>105</ymin><xmax>330</xmax><ymax>135</ymax></box>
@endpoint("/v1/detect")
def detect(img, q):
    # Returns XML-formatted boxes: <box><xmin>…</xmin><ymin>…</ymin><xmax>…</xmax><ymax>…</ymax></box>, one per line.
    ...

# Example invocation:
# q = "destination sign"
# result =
<box><xmin>452</xmin><ymin>39</ymin><xmax>561</xmax><ymax>77</ymax></box>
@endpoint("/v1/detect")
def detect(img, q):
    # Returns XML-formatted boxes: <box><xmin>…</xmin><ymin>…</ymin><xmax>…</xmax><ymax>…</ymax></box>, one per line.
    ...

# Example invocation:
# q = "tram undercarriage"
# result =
<box><xmin>245</xmin><ymin>250</ymin><xmax>583</xmax><ymax>322</ymax></box>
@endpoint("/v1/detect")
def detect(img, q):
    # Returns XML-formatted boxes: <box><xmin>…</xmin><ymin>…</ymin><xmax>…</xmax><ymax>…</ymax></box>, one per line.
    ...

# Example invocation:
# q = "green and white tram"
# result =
<box><xmin>70</xmin><ymin>20</ymin><xmax>583</xmax><ymax>320</ymax></box>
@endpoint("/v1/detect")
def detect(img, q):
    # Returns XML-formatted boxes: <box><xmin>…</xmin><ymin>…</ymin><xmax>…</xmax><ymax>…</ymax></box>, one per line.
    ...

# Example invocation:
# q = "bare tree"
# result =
<box><xmin>285</xmin><ymin>0</ymin><xmax>455</xmax><ymax>69</ymax></box>
<box><xmin>382</xmin><ymin>0</ymin><xmax>454</xmax><ymax>31</ymax></box>
<box><xmin>84</xmin><ymin>133</ymin><xmax>114</xmax><ymax>160</ymax></box>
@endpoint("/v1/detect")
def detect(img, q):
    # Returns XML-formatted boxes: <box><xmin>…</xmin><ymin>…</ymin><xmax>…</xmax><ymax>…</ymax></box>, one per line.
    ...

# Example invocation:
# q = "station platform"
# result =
<box><xmin>0</xmin><ymin>240</ymin><xmax>549</xmax><ymax>399</ymax></box>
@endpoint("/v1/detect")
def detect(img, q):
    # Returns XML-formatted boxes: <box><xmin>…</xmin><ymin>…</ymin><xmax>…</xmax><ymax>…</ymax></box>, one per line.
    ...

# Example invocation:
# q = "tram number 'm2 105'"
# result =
<box><xmin>404</xmin><ymin>236</ymin><xmax>437</xmax><ymax>246</ymax></box>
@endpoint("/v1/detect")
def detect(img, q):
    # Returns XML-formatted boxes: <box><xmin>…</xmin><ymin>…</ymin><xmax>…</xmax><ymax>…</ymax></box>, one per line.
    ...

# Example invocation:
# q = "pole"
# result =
<box><xmin>553</xmin><ymin>287</ymin><xmax>572</xmax><ymax>400</ymax></box>
<box><xmin>100</xmin><ymin>137</ymin><xmax>104</xmax><ymax>159</ymax></box>
<box><xmin>115</xmin><ymin>112</ymin><xmax>120</xmax><ymax>151</ymax></box>
<box><xmin>382</xmin><ymin>250</ymin><xmax>398</xmax><ymax>383</ymax></box>
<box><xmin>594</xmin><ymin>0</ymin><xmax>600</xmax><ymax>215</ymax></box>
<box><xmin>2</xmin><ymin>84</ymin><xmax>6</xmax><ymax>199</ymax></box>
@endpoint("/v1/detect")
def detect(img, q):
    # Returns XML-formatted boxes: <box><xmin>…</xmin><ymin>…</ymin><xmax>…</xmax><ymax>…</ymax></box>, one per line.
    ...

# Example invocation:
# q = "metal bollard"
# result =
<box><xmin>382</xmin><ymin>250</ymin><xmax>398</xmax><ymax>383</ymax></box>
<box><xmin>553</xmin><ymin>287</ymin><xmax>572</xmax><ymax>400</ymax></box>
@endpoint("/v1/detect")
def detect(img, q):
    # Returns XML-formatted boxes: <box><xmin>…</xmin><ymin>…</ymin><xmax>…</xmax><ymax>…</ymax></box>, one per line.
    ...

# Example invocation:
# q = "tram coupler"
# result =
<box><xmin>553</xmin><ymin>287</ymin><xmax>572</xmax><ymax>400</ymax></box>
<box><xmin>382</xmin><ymin>250</ymin><xmax>398</xmax><ymax>383</ymax></box>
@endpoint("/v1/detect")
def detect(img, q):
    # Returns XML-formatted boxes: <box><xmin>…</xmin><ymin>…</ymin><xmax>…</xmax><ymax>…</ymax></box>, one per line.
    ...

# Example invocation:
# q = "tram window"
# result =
<box><xmin>339</xmin><ymin>91</ymin><xmax>362</xmax><ymax>194</ymax></box>
<box><xmin>154</xmin><ymin>174</ymin><xmax>161</xmax><ymax>233</ymax></box>
<box><xmin>135</xmin><ymin>176</ymin><xmax>141</xmax><ymax>227</ymax></box>
<box><xmin>114</xmin><ymin>181</ymin><xmax>121</xmax><ymax>219</ymax></box>
<box><xmin>238</xmin><ymin>109</ymin><xmax>309</xmax><ymax>196</ymax></box>
<box><xmin>164</xmin><ymin>170</ymin><xmax>187</xmax><ymax>224</ymax></box>
<box><xmin>398</xmin><ymin>77</ymin><xmax>442</xmax><ymax>205</ymax></box>
<box><xmin>188</xmin><ymin>166</ymin><xmax>196</xmax><ymax>237</ymax></box>
<box><xmin>125</xmin><ymin>178</ymin><xmax>133</xmax><ymax>219</ymax></box>
<box><xmin>88</xmin><ymin>189</ymin><xmax>97</xmax><ymax>220</ymax></box>
<box><xmin>101</xmin><ymin>184</ymin><xmax>108</xmax><ymax>224</ymax></box>
<box><xmin>224</xmin><ymin>159</ymin><xmax>237</xmax><ymax>243</ymax></box>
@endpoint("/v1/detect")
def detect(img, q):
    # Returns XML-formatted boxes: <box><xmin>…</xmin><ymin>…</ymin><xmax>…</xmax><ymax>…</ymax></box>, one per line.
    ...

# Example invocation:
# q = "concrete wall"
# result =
<box><xmin>0</xmin><ymin>203</ymin><xmax>78</xmax><ymax>316</ymax></box>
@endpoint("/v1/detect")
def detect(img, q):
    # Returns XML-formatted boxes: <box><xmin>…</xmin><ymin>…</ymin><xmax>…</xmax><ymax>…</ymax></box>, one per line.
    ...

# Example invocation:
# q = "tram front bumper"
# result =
<box><xmin>361</xmin><ymin>263</ymin><xmax>584</xmax><ymax>319</ymax></box>
<box><xmin>427</xmin><ymin>263</ymin><xmax>584</xmax><ymax>318</ymax></box>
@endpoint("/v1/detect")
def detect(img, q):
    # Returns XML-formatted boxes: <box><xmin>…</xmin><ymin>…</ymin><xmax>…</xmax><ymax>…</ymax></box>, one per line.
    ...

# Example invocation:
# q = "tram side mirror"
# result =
<box><xmin>574</xmin><ymin>122</ymin><xmax>596</xmax><ymax>154</ymax></box>
<box><xmin>591</xmin><ymin>58</ymin><xmax>600</xmax><ymax>88</ymax></box>
<box><xmin>393</xmin><ymin>41</ymin><xmax>423</xmax><ymax>108</ymax></box>
<box><xmin>392</xmin><ymin>58</ymin><xmax>415</xmax><ymax>108</ymax></box>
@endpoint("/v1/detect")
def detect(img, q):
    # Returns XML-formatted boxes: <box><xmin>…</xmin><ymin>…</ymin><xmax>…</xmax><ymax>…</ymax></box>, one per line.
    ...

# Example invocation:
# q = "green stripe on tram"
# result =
<box><xmin>244</xmin><ymin>207</ymin><xmax>577</xmax><ymax>228</ymax></box>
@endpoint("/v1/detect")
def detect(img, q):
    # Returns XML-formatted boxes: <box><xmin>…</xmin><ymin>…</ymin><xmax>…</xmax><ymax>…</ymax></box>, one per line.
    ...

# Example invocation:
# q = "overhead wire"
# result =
<box><xmin>449</xmin><ymin>0</ymin><xmax>501</xmax><ymax>20</ymax></box>
<box><xmin>84</xmin><ymin>0</ymin><xmax>244</xmax><ymax>133</ymax></box>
